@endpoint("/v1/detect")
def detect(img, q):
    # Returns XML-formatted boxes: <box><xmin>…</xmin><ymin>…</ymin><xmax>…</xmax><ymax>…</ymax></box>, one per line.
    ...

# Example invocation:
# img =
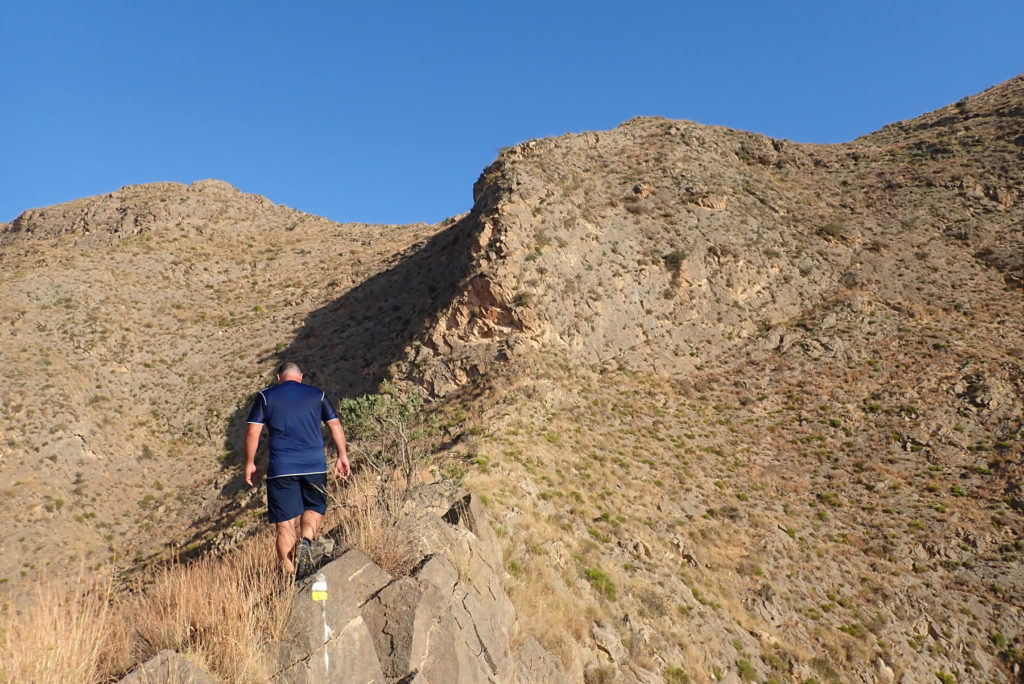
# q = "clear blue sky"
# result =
<box><xmin>2</xmin><ymin>1</ymin><xmax>1021</xmax><ymax>225</ymax></box>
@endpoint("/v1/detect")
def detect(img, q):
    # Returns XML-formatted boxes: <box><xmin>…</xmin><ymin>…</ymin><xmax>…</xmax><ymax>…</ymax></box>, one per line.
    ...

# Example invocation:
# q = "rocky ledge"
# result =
<box><xmin>119</xmin><ymin>490</ymin><xmax>562</xmax><ymax>683</ymax></box>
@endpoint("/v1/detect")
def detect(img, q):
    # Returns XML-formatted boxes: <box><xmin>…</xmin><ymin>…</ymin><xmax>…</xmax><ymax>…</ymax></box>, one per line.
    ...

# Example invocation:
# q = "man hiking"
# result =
<box><xmin>244</xmin><ymin>361</ymin><xmax>350</xmax><ymax>577</ymax></box>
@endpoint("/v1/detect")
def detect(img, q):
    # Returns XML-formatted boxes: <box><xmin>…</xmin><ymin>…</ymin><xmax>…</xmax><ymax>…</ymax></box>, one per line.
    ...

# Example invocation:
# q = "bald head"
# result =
<box><xmin>276</xmin><ymin>361</ymin><xmax>303</xmax><ymax>382</ymax></box>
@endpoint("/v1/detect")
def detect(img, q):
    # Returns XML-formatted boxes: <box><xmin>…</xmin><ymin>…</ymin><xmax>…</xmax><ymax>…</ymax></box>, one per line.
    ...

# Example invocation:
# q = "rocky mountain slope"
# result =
<box><xmin>0</xmin><ymin>179</ymin><xmax>447</xmax><ymax>588</ymax></box>
<box><xmin>2</xmin><ymin>75</ymin><xmax>1023</xmax><ymax>682</ymax></box>
<box><xmin>407</xmin><ymin>77</ymin><xmax>1024</xmax><ymax>683</ymax></box>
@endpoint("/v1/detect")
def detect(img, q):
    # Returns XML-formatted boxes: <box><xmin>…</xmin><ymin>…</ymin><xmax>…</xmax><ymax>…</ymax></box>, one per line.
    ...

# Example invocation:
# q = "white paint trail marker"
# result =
<box><xmin>311</xmin><ymin>573</ymin><xmax>332</xmax><ymax>675</ymax></box>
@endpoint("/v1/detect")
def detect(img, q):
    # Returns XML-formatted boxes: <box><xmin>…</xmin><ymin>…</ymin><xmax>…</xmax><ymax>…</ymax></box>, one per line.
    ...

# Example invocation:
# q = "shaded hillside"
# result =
<box><xmin>0</xmin><ymin>180</ymin><xmax>449</xmax><ymax>591</ymax></box>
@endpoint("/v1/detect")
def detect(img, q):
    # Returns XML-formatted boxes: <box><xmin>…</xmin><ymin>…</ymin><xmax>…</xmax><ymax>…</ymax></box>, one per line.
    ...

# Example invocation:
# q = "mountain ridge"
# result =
<box><xmin>1</xmin><ymin>74</ymin><xmax>1022</xmax><ymax>682</ymax></box>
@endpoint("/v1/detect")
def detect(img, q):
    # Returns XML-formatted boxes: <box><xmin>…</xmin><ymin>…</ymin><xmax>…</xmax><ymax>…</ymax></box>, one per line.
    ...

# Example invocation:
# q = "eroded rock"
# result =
<box><xmin>271</xmin><ymin>489</ymin><xmax>545</xmax><ymax>683</ymax></box>
<box><xmin>117</xmin><ymin>650</ymin><xmax>221</xmax><ymax>684</ymax></box>
<box><xmin>273</xmin><ymin>570</ymin><xmax>385</xmax><ymax>684</ymax></box>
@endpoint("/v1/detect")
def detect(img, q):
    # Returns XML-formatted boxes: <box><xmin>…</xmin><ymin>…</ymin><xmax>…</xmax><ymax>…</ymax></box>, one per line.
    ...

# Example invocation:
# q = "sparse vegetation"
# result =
<box><xmin>338</xmin><ymin>384</ymin><xmax>434</xmax><ymax>495</ymax></box>
<box><xmin>583</xmin><ymin>566</ymin><xmax>617</xmax><ymax>601</ymax></box>
<box><xmin>0</xmin><ymin>532</ymin><xmax>292</xmax><ymax>683</ymax></box>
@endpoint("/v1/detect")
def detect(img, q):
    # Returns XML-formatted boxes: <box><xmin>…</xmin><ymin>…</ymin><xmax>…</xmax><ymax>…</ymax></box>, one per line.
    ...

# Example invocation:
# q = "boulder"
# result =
<box><xmin>875</xmin><ymin>656</ymin><xmax>896</xmax><ymax>683</ymax></box>
<box><xmin>591</xmin><ymin>621</ymin><xmax>627</xmax><ymax>663</ymax></box>
<box><xmin>272</xmin><ymin>563</ymin><xmax>386</xmax><ymax>684</ymax></box>
<box><xmin>443</xmin><ymin>572</ymin><xmax>511</xmax><ymax>678</ymax></box>
<box><xmin>515</xmin><ymin>635</ymin><xmax>567</xmax><ymax>683</ymax></box>
<box><xmin>358</xmin><ymin>537</ymin><xmax>517</xmax><ymax>682</ymax></box>
<box><xmin>267</xmin><ymin>489</ymin><xmax>559</xmax><ymax>683</ymax></box>
<box><xmin>117</xmin><ymin>650</ymin><xmax>221</xmax><ymax>684</ymax></box>
<box><xmin>403</xmin><ymin>492</ymin><xmax>516</xmax><ymax>635</ymax></box>
<box><xmin>322</xmin><ymin>548</ymin><xmax>393</xmax><ymax>606</ymax></box>
<box><xmin>442</xmin><ymin>492</ymin><xmax>503</xmax><ymax>568</ymax></box>
<box><xmin>361</xmin><ymin>575</ymin><xmax>487</xmax><ymax>683</ymax></box>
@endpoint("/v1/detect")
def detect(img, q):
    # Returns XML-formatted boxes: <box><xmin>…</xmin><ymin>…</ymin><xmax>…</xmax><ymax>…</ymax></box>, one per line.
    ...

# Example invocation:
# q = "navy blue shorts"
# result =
<box><xmin>266</xmin><ymin>473</ymin><xmax>328</xmax><ymax>523</ymax></box>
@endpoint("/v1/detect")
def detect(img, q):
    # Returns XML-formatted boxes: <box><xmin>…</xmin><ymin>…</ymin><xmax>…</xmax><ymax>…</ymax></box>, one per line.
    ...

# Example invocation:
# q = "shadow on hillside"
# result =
<box><xmin>179</xmin><ymin>214</ymin><xmax>482</xmax><ymax>552</ymax></box>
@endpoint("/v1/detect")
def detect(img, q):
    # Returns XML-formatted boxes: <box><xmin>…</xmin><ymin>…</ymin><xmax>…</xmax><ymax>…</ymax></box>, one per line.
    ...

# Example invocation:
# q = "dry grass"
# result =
<box><xmin>0</xmin><ymin>568</ymin><xmax>128</xmax><ymax>684</ymax></box>
<box><xmin>493</xmin><ymin>508</ymin><xmax>591</xmax><ymax>662</ymax></box>
<box><xmin>0</xmin><ymin>470</ymin><xmax>434</xmax><ymax>683</ymax></box>
<box><xmin>325</xmin><ymin>471</ymin><xmax>419</xmax><ymax>577</ymax></box>
<box><xmin>1</xmin><ymin>532</ymin><xmax>293</xmax><ymax>684</ymax></box>
<box><xmin>507</xmin><ymin>555</ymin><xmax>591</xmax><ymax>658</ymax></box>
<box><xmin>127</xmin><ymin>531</ymin><xmax>294</xmax><ymax>682</ymax></box>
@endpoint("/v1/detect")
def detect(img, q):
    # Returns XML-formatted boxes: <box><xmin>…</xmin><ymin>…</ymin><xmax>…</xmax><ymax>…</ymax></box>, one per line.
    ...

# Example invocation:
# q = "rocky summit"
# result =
<box><xmin>2</xmin><ymin>75</ymin><xmax>1023</xmax><ymax>682</ymax></box>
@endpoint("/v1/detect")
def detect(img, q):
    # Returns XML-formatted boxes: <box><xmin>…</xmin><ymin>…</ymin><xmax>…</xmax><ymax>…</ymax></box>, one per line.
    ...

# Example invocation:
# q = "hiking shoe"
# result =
<box><xmin>295</xmin><ymin>538</ymin><xmax>315</xmax><ymax>579</ymax></box>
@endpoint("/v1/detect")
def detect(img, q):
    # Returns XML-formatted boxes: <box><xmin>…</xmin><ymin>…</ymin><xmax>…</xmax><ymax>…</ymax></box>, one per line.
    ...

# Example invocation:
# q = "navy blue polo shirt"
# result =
<box><xmin>246</xmin><ymin>380</ymin><xmax>340</xmax><ymax>478</ymax></box>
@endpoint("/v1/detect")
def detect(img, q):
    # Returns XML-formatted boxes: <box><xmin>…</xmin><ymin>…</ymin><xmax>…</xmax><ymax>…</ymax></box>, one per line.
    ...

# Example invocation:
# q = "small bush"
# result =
<box><xmin>583</xmin><ymin>566</ymin><xmax>617</xmax><ymax>601</ymax></box>
<box><xmin>819</xmin><ymin>222</ymin><xmax>844</xmax><ymax>240</ymax></box>
<box><xmin>338</xmin><ymin>384</ymin><xmax>433</xmax><ymax>495</ymax></box>
<box><xmin>513</xmin><ymin>291</ymin><xmax>534</xmax><ymax>308</ymax></box>
<box><xmin>585</xmin><ymin>665</ymin><xmax>617</xmax><ymax>684</ymax></box>
<box><xmin>663</xmin><ymin>249</ymin><xmax>688</xmax><ymax>274</ymax></box>
<box><xmin>840</xmin><ymin>622</ymin><xmax>867</xmax><ymax>638</ymax></box>
<box><xmin>665</xmin><ymin>666</ymin><xmax>691</xmax><ymax>683</ymax></box>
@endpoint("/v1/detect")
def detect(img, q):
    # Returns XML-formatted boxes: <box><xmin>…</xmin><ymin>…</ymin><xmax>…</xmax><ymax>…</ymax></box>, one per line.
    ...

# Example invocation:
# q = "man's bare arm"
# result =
<box><xmin>327</xmin><ymin>419</ymin><xmax>350</xmax><ymax>478</ymax></box>
<box><xmin>244</xmin><ymin>423</ymin><xmax>263</xmax><ymax>486</ymax></box>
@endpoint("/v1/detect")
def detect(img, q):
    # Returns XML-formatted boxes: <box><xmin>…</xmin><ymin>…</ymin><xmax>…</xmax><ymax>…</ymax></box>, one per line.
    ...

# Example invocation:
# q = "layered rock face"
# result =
<box><xmin>403</xmin><ymin>76</ymin><xmax>1024</xmax><ymax>397</ymax></box>
<box><xmin>273</xmin><ymin>491</ymin><xmax>541</xmax><ymax>684</ymax></box>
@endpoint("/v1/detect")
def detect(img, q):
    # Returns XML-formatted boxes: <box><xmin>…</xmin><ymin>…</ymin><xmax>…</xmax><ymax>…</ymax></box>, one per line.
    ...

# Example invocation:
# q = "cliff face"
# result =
<box><xmin>2</xmin><ymin>76</ymin><xmax>1023</xmax><ymax>682</ymax></box>
<box><xmin>403</xmin><ymin>76</ymin><xmax>1024</xmax><ymax>398</ymax></box>
<box><xmin>392</xmin><ymin>76</ymin><xmax>1024</xmax><ymax>682</ymax></box>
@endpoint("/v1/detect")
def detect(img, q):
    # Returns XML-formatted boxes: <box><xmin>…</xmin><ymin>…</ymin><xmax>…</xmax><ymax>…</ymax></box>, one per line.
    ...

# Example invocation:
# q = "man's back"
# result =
<box><xmin>247</xmin><ymin>380</ymin><xmax>338</xmax><ymax>478</ymax></box>
<box><xmin>244</xmin><ymin>362</ymin><xmax>349</xmax><ymax>575</ymax></box>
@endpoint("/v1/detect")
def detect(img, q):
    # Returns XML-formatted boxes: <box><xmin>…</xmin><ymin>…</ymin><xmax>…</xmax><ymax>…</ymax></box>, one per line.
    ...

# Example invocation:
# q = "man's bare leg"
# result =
<box><xmin>275</xmin><ymin>517</ymin><xmax>300</xmax><ymax>573</ymax></box>
<box><xmin>298</xmin><ymin>510</ymin><xmax>323</xmax><ymax>542</ymax></box>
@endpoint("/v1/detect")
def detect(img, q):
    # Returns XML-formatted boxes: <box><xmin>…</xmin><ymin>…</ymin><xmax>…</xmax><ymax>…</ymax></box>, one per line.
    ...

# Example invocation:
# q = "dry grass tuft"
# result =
<box><xmin>1</xmin><ymin>532</ymin><xmax>293</xmax><ymax>684</ymax></box>
<box><xmin>0</xmin><ymin>569</ymin><xmax>129</xmax><ymax>684</ymax></box>
<box><xmin>507</xmin><ymin>555</ymin><xmax>590</xmax><ymax>657</ymax></box>
<box><xmin>497</xmin><ymin>510</ymin><xmax>591</xmax><ymax>662</ymax></box>
<box><xmin>128</xmin><ymin>531</ymin><xmax>294</xmax><ymax>682</ymax></box>
<box><xmin>325</xmin><ymin>471</ymin><xmax>419</xmax><ymax>577</ymax></box>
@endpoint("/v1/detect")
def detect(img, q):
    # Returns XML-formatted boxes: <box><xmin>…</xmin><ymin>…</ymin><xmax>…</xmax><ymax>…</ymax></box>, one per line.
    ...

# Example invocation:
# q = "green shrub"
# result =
<box><xmin>583</xmin><ymin>567</ymin><xmax>617</xmax><ymax>601</ymax></box>
<box><xmin>665</xmin><ymin>667</ymin><xmax>690</xmax><ymax>683</ymax></box>
<box><xmin>337</xmin><ymin>384</ymin><xmax>433</xmax><ymax>494</ymax></box>
<box><xmin>819</xmin><ymin>223</ymin><xmax>844</xmax><ymax>239</ymax></box>
<box><xmin>663</xmin><ymin>249</ymin><xmax>688</xmax><ymax>274</ymax></box>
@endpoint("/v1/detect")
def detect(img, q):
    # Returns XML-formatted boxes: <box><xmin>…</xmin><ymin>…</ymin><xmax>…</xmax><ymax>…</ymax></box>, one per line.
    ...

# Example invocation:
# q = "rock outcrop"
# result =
<box><xmin>272</xmin><ymin>490</ymin><xmax>560</xmax><ymax>684</ymax></box>
<box><xmin>121</xmin><ymin>490</ymin><xmax>560</xmax><ymax>684</ymax></box>
<box><xmin>399</xmin><ymin>77</ymin><xmax>1024</xmax><ymax>399</ymax></box>
<box><xmin>118</xmin><ymin>650</ymin><xmax>220</xmax><ymax>684</ymax></box>
<box><xmin>6</xmin><ymin>180</ymin><xmax>280</xmax><ymax>241</ymax></box>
